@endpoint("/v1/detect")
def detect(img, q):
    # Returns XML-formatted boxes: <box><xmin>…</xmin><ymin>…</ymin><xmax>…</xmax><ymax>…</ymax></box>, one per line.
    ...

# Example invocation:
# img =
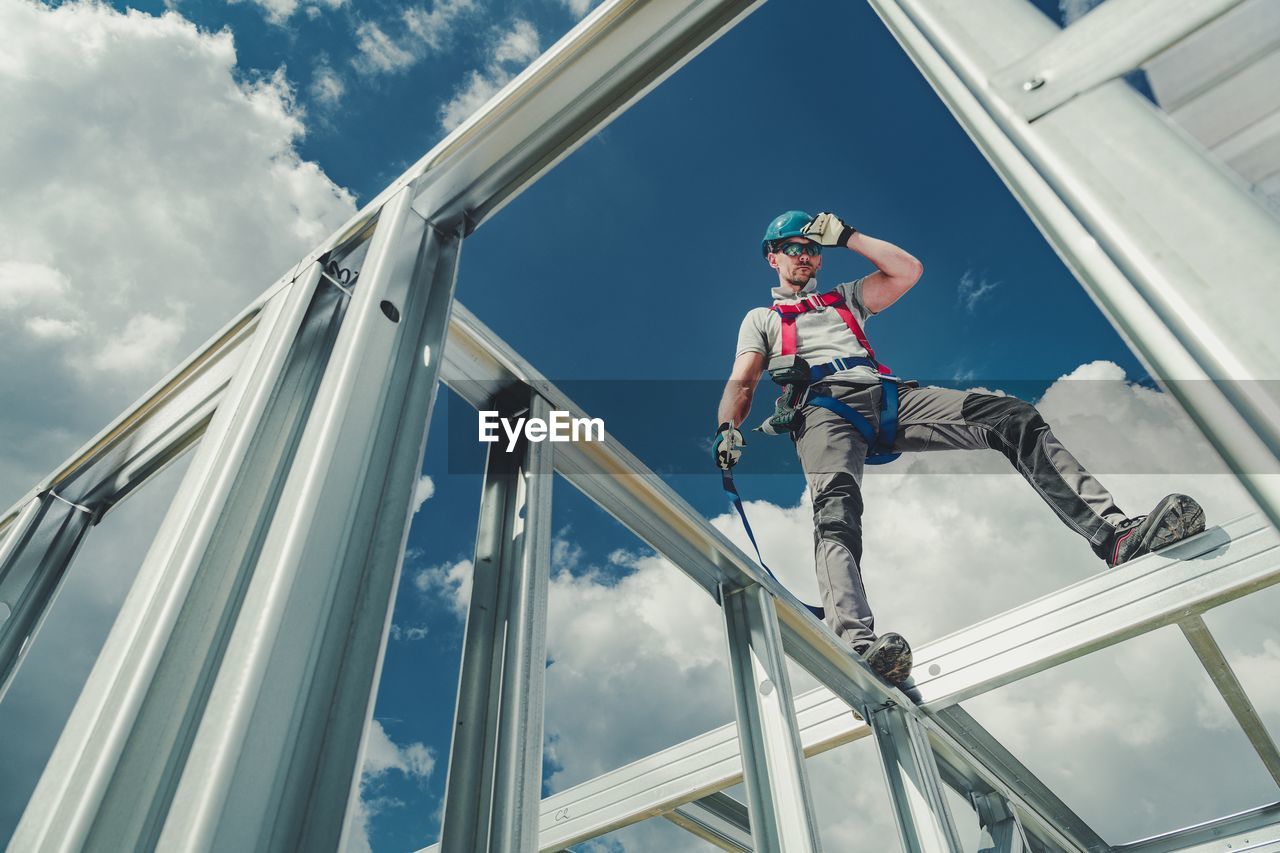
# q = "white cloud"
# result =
<box><xmin>402</xmin><ymin>0</ymin><xmax>475</xmax><ymax>52</ymax></box>
<box><xmin>231</xmin><ymin>0</ymin><xmax>344</xmax><ymax>26</ymax></box>
<box><xmin>353</xmin><ymin>21</ymin><xmax>417</xmax><ymax>74</ymax></box>
<box><xmin>0</xmin><ymin>0</ymin><xmax>355</xmax><ymax>504</ymax></box>
<box><xmin>24</xmin><ymin>316</ymin><xmax>82</xmax><ymax>341</ymax></box>
<box><xmin>533</xmin><ymin>363</ymin><xmax>1270</xmax><ymax>845</ymax></box>
<box><xmin>362</xmin><ymin>719</ymin><xmax>436</xmax><ymax>779</ymax></box>
<box><xmin>414</xmin><ymin>557</ymin><xmax>473</xmax><ymax>614</ymax></box>
<box><xmin>439</xmin><ymin>20</ymin><xmax>541</xmax><ymax>132</ymax></box>
<box><xmin>345</xmin><ymin>719</ymin><xmax>435</xmax><ymax>852</ymax></box>
<box><xmin>492</xmin><ymin>19</ymin><xmax>540</xmax><ymax>66</ymax></box>
<box><xmin>413</xmin><ymin>474</ymin><xmax>435</xmax><ymax>513</ymax></box>
<box><xmin>92</xmin><ymin>312</ymin><xmax>188</xmax><ymax>376</ymax></box>
<box><xmin>559</xmin><ymin>0</ymin><xmax>597</xmax><ymax>19</ymax></box>
<box><xmin>388</xmin><ymin>623</ymin><xmax>430</xmax><ymax>642</ymax></box>
<box><xmin>0</xmin><ymin>262</ymin><xmax>84</xmax><ymax>341</ymax></box>
<box><xmin>309</xmin><ymin>62</ymin><xmax>345</xmax><ymax>107</ymax></box>
<box><xmin>439</xmin><ymin>70</ymin><xmax>505</xmax><ymax>132</ymax></box>
<box><xmin>352</xmin><ymin>0</ymin><xmax>475</xmax><ymax>77</ymax></box>
<box><xmin>0</xmin><ymin>261</ymin><xmax>73</xmax><ymax>310</ymax></box>
<box><xmin>956</xmin><ymin>268</ymin><xmax>999</xmax><ymax>313</ymax></box>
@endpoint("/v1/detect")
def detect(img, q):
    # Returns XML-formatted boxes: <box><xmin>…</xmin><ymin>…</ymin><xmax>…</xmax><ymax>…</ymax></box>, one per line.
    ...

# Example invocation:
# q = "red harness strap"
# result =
<box><xmin>771</xmin><ymin>290</ymin><xmax>891</xmax><ymax>374</ymax></box>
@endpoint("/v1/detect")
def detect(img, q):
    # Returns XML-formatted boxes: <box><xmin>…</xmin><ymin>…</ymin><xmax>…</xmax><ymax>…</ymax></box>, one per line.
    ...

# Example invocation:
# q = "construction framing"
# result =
<box><xmin>3</xmin><ymin>0</ymin><xmax>1280</xmax><ymax>850</ymax></box>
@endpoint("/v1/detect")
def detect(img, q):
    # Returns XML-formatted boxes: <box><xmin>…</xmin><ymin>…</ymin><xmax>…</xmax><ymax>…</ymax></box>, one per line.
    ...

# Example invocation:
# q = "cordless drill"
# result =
<box><xmin>756</xmin><ymin>354</ymin><xmax>812</xmax><ymax>435</ymax></box>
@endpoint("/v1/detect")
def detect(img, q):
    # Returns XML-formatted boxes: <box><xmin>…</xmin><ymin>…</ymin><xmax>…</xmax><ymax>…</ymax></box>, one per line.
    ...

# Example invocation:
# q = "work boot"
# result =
<box><xmin>859</xmin><ymin>632</ymin><xmax>912</xmax><ymax>684</ymax></box>
<box><xmin>1107</xmin><ymin>494</ymin><xmax>1206</xmax><ymax>568</ymax></box>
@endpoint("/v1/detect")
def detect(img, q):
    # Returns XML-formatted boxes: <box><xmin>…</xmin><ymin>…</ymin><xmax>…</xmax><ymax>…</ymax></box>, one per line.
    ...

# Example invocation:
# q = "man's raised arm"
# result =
<box><xmin>802</xmin><ymin>212</ymin><xmax>923</xmax><ymax>314</ymax></box>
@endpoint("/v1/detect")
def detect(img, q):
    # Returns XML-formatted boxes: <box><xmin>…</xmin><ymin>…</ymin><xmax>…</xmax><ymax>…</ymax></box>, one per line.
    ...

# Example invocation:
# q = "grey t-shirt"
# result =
<box><xmin>735</xmin><ymin>276</ymin><xmax>880</xmax><ymax>383</ymax></box>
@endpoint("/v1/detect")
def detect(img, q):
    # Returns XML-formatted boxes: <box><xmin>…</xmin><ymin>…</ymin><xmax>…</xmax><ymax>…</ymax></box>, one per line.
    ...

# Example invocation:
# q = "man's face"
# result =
<box><xmin>767</xmin><ymin>237</ymin><xmax>823</xmax><ymax>287</ymax></box>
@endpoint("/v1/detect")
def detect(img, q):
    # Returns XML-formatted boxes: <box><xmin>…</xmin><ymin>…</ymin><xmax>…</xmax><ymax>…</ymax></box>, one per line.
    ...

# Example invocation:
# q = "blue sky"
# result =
<box><xmin>5</xmin><ymin>0</ymin><xmax>1279</xmax><ymax>850</ymax></box>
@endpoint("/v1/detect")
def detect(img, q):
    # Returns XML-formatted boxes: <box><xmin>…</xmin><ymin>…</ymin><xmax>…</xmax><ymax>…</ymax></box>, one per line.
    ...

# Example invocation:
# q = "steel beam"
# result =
<box><xmin>974</xmin><ymin>792</ymin><xmax>1029</xmax><ymax>853</ymax></box>
<box><xmin>722</xmin><ymin>583</ymin><xmax>822</xmax><ymax>852</ymax></box>
<box><xmin>990</xmin><ymin>0</ymin><xmax>1247</xmax><ymax>121</ymax></box>
<box><xmin>0</xmin><ymin>494</ymin><xmax>93</xmax><ymax>701</ymax></box>
<box><xmin>1178</xmin><ymin>616</ymin><xmax>1280</xmax><ymax>785</ymax></box>
<box><xmin>912</xmin><ymin>515</ymin><xmax>1269</xmax><ymax>708</ymax></box>
<box><xmin>14</xmin><ymin>186</ymin><xmax>463</xmax><ymax>851</ymax></box>
<box><xmin>10</xmin><ymin>261</ymin><xmax>320</xmax><ymax>851</ymax></box>
<box><xmin>868</xmin><ymin>0</ymin><xmax>1280</xmax><ymax>537</ymax></box>
<box><xmin>869</xmin><ymin>703</ymin><xmax>963</xmax><ymax>853</ymax></box>
<box><xmin>438</xmin><ymin>392</ymin><xmax>554</xmax><ymax>852</ymax></box>
<box><xmin>665</xmin><ymin>792</ymin><xmax>753</xmax><ymax>852</ymax></box>
<box><xmin>1117</xmin><ymin>801</ymin><xmax>1280</xmax><ymax>852</ymax></box>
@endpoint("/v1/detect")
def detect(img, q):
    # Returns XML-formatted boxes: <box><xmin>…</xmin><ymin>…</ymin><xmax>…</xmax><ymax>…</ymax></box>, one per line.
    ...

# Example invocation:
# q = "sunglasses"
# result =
<box><xmin>773</xmin><ymin>241</ymin><xmax>822</xmax><ymax>257</ymax></box>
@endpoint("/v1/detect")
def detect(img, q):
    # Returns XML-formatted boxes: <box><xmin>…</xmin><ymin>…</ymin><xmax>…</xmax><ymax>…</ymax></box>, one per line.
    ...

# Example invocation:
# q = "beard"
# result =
<box><xmin>785</xmin><ymin>266</ymin><xmax>815</xmax><ymax>286</ymax></box>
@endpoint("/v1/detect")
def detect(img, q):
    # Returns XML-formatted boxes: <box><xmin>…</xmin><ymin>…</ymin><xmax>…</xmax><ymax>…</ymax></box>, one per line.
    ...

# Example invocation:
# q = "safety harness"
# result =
<box><xmin>719</xmin><ymin>287</ymin><xmax>905</xmax><ymax>620</ymax></box>
<box><xmin>771</xmin><ymin>288</ymin><xmax>902</xmax><ymax>465</ymax></box>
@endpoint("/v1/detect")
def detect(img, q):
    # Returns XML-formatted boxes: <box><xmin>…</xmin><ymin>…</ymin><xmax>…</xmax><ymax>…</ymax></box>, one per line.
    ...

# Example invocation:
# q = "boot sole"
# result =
<box><xmin>863</xmin><ymin>633</ymin><xmax>913</xmax><ymax>684</ymax></box>
<box><xmin>1140</xmin><ymin>494</ymin><xmax>1206</xmax><ymax>555</ymax></box>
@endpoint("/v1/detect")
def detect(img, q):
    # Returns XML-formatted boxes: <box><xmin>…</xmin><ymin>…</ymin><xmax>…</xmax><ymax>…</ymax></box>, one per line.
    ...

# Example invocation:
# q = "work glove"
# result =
<box><xmin>802</xmin><ymin>212</ymin><xmax>857</xmax><ymax>248</ymax></box>
<box><xmin>712</xmin><ymin>422</ymin><xmax>745</xmax><ymax>470</ymax></box>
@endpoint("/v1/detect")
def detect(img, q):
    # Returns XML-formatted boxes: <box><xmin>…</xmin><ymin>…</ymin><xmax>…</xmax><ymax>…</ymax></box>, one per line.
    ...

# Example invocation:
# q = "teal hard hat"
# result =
<box><xmin>761</xmin><ymin>210</ymin><xmax>812</xmax><ymax>256</ymax></box>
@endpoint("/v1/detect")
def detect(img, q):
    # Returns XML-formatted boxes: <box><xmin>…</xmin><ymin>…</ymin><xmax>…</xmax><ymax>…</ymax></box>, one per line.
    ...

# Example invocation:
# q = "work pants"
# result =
<box><xmin>793</xmin><ymin>380</ymin><xmax>1127</xmax><ymax>651</ymax></box>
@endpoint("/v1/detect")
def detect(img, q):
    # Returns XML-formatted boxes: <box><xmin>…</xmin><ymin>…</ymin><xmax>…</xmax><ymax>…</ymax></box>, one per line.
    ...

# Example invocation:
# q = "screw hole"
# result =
<box><xmin>380</xmin><ymin>300</ymin><xmax>400</xmax><ymax>323</ymax></box>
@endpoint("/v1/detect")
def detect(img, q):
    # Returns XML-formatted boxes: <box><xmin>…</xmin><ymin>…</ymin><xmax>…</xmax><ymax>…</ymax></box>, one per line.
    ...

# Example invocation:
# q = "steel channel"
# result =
<box><xmin>439</xmin><ymin>391</ymin><xmax>554</xmax><ymax>852</ymax></box>
<box><xmin>869</xmin><ymin>705</ymin><xmax>964</xmax><ymax>853</ymax></box>
<box><xmin>147</xmin><ymin>186</ymin><xmax>447</xmax><ymax>851</ymax></box>
<box><xmin>871</xmin><ymin>0</ymin><xmax>1280</xmax><ymax>529</ymax></box>
<box><xmin>990</xmin><ymin>0</ymin><xmax>1247</xmax><ymax>121</ymax></box>
<box><xmin>666</xmin><ymin>792</ymin><xmax>753</xmax><ymax>851</ymax></box>
<box><xmin>722</xmin><ymin>583</ymin><xmax>822</xmax><ymax>852</ymax></box>
<box><xmin>10</xmin><ymin>269</ymin><xmax>318</xmax><ymax>850</ymax></box>
<box><xmin>0</xmin><ymin>496</ymin><xmax>95</xmax><ymax>703</ymax></box>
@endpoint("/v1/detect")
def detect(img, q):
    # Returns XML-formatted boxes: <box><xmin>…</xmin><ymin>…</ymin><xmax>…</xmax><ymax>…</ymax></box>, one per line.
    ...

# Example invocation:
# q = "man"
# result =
<box><xmin>713</xmin><ymin>210</ymin><xmax>1205</xmax><ymax>685</ymax></box>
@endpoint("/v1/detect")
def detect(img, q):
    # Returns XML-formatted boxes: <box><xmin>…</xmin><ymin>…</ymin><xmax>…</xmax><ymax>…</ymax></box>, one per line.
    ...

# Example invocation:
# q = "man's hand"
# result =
<box><xmin>712</xmin><ymin>422</ymin><xmax>745</xmax><ymax>470</ymax></box>
<box><xmin>802</xmin><ymin>212</ymin><xmax>857</xmax><ymax>248</ymax></box>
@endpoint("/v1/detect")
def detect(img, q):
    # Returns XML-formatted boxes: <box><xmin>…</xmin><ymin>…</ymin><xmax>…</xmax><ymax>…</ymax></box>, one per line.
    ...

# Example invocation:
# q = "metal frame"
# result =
<box><xmin>4</xmin><ymin>0</ymin><xmax>1280</xmax><ymax>850</ymax></box>
<box><xmin>867</xmin><ymin>0</ymin><xmax>1280</xmax><ymax>536</ymax></box>
<box><xmin>722</xmin><ymin>583</ymin><xmax>822</xmax><ymax>851</ymax></box>
<box><xmin>666</xmin><ymin>792</ymin><xmax>753</xmax><ymax>851</ymax></box>
<box><xmin>439</xmin><ymin>391</ymin><xmax>554</xmax><ymax>851</ymax></box>
<box><xmin>869</xmin><ymin>703</ymin><xmax>963</xmax><ymax>853</ymax></box>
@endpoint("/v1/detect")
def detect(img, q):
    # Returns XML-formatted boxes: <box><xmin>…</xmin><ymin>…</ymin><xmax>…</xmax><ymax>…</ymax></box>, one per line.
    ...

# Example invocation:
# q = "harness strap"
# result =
<box><xmin>779</xmin><ymin>314</ymin><xmax>797</xmax><ymax>356</ymax></box>
<box><xmin>809</xmin><ymin>356</ymin><xmax>877</xmax><ymax>381</ymax></box>
<box><xmin>721</xmin><ymin>469</ymin><xmax>824</xmax><ymax>619</ymax></box>
<box><xmin>769</xmin><ymin>287</ymin><xmax>902</xmax><ymax>464</ymax></box>
<box><xmin>808</xmin><ymin>379</ymin><xmax>904</xmax><ymax>466</ymax></box>
<box><xmin>771</xmin><ymin>288</ymin><xmax>891</xmax><ymax>374</ymax></box>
